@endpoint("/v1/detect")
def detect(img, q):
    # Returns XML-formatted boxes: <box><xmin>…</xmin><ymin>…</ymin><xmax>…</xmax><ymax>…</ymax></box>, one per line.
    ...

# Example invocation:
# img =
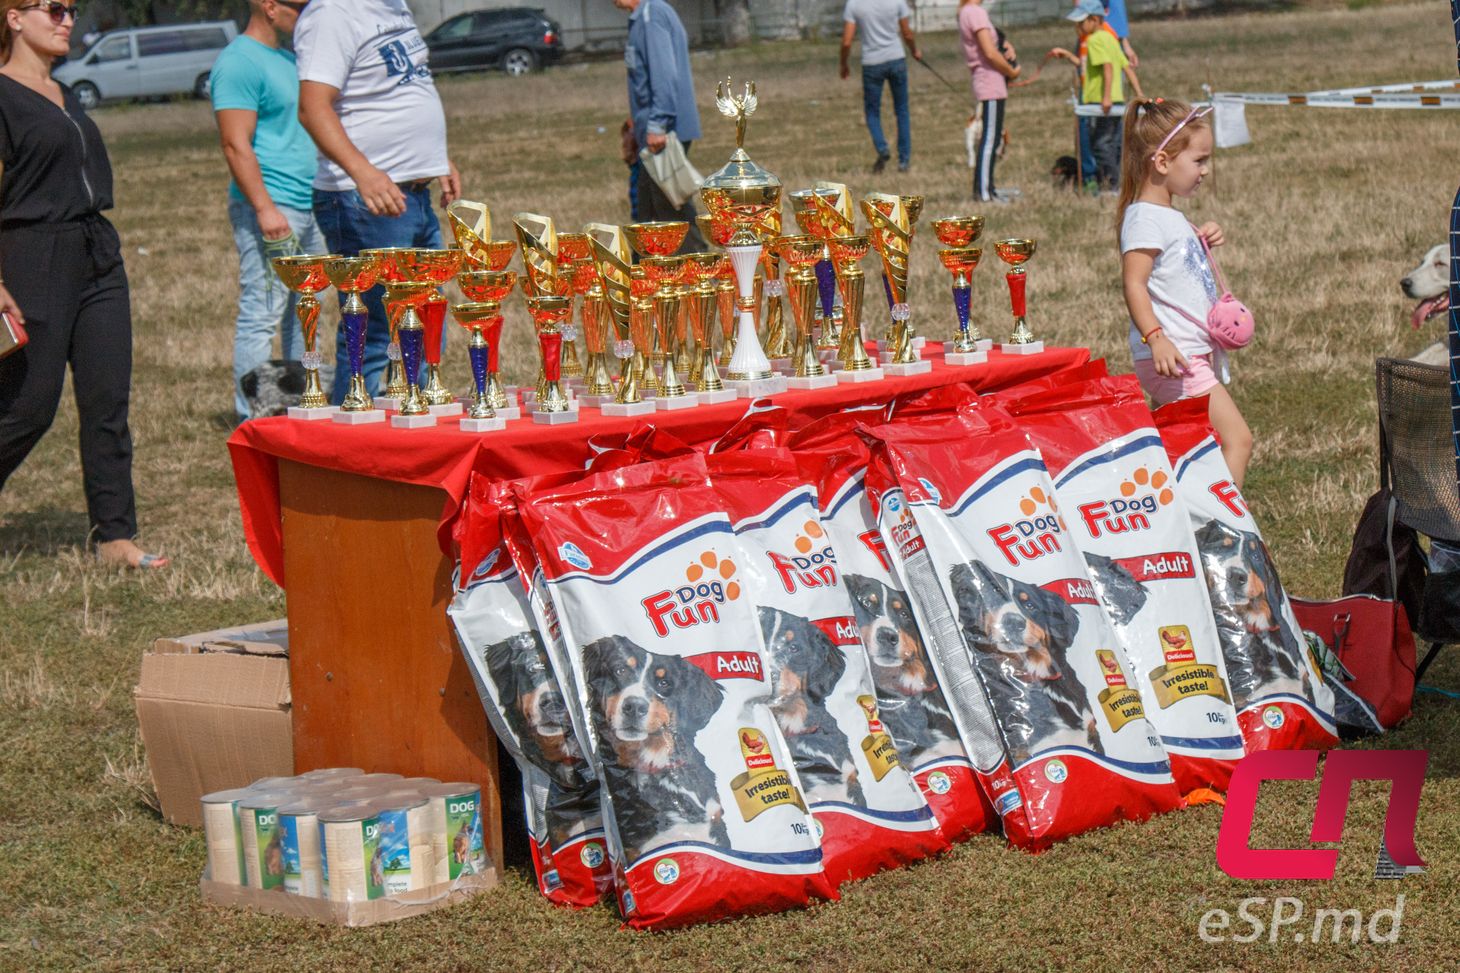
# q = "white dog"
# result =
<box><xmin>1401</xmin><ymin>243</ymin><xmax>1450</xmax><ymax>365</ymax></box>
<box><xmin>965</xmin><ymin>114</ymin><xmax>1009</xmax><ymax>169</ymax></box>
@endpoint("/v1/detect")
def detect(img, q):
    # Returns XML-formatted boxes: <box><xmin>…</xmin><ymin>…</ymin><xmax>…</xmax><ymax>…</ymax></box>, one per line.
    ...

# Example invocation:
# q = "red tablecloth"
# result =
<box><xmin>229</xmin><ymin>346</ymin><xmax>1089</xmax><ymax>585</ymax></box>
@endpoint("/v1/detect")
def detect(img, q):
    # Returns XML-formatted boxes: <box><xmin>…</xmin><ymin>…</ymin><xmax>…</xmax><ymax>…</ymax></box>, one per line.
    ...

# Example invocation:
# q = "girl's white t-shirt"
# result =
<box><xmin>1120</xmin><ymin>202</ymin><xmax>1219</xmax><ymax>362</ymax></box>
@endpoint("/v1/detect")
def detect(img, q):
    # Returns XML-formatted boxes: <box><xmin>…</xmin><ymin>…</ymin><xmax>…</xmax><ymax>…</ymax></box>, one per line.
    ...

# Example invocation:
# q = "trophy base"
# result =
<box><xmin>576</xmin><ymin>394</ymin><xmax>608</xmax><ymax>408</ymax></box>
<box><xmin>599</xmin><ymin>400</ymin><xmax>657</xmax><ymax>418</ymax></box>
<box><xmin>428</xmin><ymin>402</ymin><xmax>464</xmax><ymax>417</ymax></box>
<box><xmin>489</xmin><ymin>405</ymin><xmax>521</xmax><ymax>421</ymax></box>
<box><xmin>288</xmin><ymin>405</ymin><xmax>339</xmax><ymax>421</ymax></box>
<box><xmin>884</xmin><ymin>360</ymin><xmax>933</xmax><ymax>376</ymax></box>
<box><xmin>944</xmin><ymin>351</ymin><xmax>988</xmax><ymax>366</ymax></box>
<box><xmin>390</xmin><ymin>413</ymin><xmax>438</xmax><ymax>429</ymax></box>
<box><xmin>837</xmin><ymin>367</ymin><xmax>885</xmax><ymax>384</ymax></box>
<box><xmin>876</xmin><ymin>336</ymin><xmax>925</xmax><ymax>354</ymax></box>
<box><xmin>460</xmin><ymin>417</ymin><xmax>507</xmax><ymax>433</ymax></box>
<box><xmin>1000</xmin><ymin>341</ymin><xmax>1045</xmax><ymax>356</ymax></box>
<box><xmin>657</xmin><ymin>393</ymin><xmax>700</xmax><ymax>411</ymax></box>
<box><xmin>532</xmin><ymin>408</ymin><xmax>580</xmax><ymax>425</ymax></box>
<box><xmin>373</xmin><ymin>395</ymin><xmax>403</xmax><ymax>412</ymax></box>
<box><xmin>695</xmin><ymin>388</ymin><xmax>740</xmax><ymax>405</ymax></box>
<box><xmin>769</xmin><ymin>357</ymin><xmax>792</xmax><ymax>374</ymax></box>
<box><xmin>786</xmin><ymin>373</ymin><xmax>839</xmax><ymax>391</ymax></box>
<box><xmin>728</xmin><ymin>376</ymin><xmax>785</xmax><ymax>399</ymax></box>
<box><xmin>332</xmin><ymin>409</ymin><xmax>386</xmax><ymax>425</ymax></box>
<box><xmin>976</xmin><ymin>338</ymin><xmax>994</xmax><ymax>353</ymax></box>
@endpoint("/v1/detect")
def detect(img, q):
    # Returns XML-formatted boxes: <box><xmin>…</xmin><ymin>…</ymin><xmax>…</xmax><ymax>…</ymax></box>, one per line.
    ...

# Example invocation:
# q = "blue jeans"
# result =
<box><xmin>1078</xmin><ymin>116</ymin><xmax>1096</xmax><ymax>185</ymax></box>
<box><xmin>862</xmin><ymin>58</ymin><xmax>910</xmax><ymax>165</ymax></box>
<box><xmin>313</xmin><ymin>185</ymin><xmax>443</xmax><ymax>404</ymax></box>
<box><xmin>228</xmin><ymin>197</ymin><xmax>326</xmax><ymax>420</ymax></box>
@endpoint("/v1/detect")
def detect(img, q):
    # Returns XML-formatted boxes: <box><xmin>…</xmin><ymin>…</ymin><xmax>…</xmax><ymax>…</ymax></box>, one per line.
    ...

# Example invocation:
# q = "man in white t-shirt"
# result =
<box><xmin>295</xmin><ymin>0</ymin><xmax>462</xmax><ymax>403</ymax></box>
<box><xmin>840</xmin><ymin>0</ymin><xmax>922</xmax><ymax>173</ymax></box>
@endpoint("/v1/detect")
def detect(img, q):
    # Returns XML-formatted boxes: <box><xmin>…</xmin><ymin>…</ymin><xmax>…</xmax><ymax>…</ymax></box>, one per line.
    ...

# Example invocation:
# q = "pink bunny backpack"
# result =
<box><xmin>1193</xmin><ymin>225</ymin><xmax>1254</xmax><ymax>350</ymax></box>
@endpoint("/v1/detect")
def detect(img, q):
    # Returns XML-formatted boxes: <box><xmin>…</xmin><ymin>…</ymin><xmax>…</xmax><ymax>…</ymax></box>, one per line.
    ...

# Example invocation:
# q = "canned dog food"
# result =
<box><xmin>355</xmin><ymin>773</ymin><xmax>404</xmax><ymax>785</ymax></box>
<box><xmin>372</xmin><ymin>795</ymin><xmax>434</xmax><ymax>894</ymax></box>
<box><xmin>428</xmin><ymin>783</ymin><xmax>486</xmax><ymax>882</ymax></box>
<box><xmin>200</xmin><ymin>787</ymin><xmax>253</xmax><ymax>886</ymax></box>
<box><xmin>318</xmin><ymin>802</ymin><xmax>383</xmax><ymax>902</ymax></box>
<box><xmin>300</xmin><ymin>767</ymin><xmax>364</xmax><ymax>782</ymax></box>
<box><xmin>278</xmin><ymin>799</ymin><xmax>324</xmax><ymax>897</ymax></box>
<box><xmin>238</xmin><ymin>791</ymin><xmax>292</xmax><ymax>891</ymax></box>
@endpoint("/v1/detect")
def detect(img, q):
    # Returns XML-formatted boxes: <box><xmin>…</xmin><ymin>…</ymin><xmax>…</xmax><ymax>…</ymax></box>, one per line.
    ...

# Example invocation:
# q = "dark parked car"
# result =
<box><xmin>425</xmin><ymin>7</ymin><xmax>564</xmax><ymax>77</ymax></box>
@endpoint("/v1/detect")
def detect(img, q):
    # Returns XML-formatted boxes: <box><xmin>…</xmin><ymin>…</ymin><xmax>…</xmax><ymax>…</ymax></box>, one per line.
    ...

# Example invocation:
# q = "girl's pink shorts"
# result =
<box><xmin>1133</xmin><ymin>353</ymin><xmax>1219</xmax><ymax>406</ymax></box>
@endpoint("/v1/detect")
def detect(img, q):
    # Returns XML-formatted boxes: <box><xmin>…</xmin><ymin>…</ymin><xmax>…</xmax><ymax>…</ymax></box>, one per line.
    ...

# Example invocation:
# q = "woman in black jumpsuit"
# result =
<box><xmin>0</xmin><ymin>0</ymin><xmax>165</xmax><ymax>568</ymax></box>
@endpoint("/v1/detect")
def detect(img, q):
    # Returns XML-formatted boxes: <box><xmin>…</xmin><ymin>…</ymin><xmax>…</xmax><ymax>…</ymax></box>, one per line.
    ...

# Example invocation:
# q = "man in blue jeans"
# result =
<box><xmin>211</xmin><ymin>0</ymin><xmax>327</xmax><ymax>423</ymax></box>
<box><xmin>841</xmin><ymin>0</ymin><xmax>922</xmax><ymax>173</ymax></box>
<box><xmin>295</xmin><ymin>0</ymin><xmax>462</xmax><ymax>404</ymax></box>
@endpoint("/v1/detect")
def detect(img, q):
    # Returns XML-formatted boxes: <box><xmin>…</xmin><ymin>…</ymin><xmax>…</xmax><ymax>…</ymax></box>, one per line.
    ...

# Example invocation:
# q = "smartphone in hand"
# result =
<box><xmin>0</xmin><ymin>311</ymin><xmax>27</xmax><ymax>360</ymax></box>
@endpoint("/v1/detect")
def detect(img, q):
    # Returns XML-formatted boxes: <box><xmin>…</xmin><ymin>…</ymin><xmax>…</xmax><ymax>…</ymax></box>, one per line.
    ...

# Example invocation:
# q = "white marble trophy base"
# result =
<box><xmin>837</xmin><ymin>367</ymin><xmax>885</xmax><ymax>383</ymax></box>
<box><xmin>576</xmin><ymin>393</ymin><xmax>608</xmax><ymax>408</ymax></box>
<box><xmin>656</xmin><ymin>393</ymin><xmax>700</xmax><ymax>411</ymax></box>
<box><xmin>428</xmin><ymin>402</ymin><xmax>464</xmax><ymax>417</ymax></box>
<box><xmin>489</xmin><ymin>405</ymin><xmax>521</xmax><ymax>421</ymax></box>
<box><xmin>599</xmin><ymin>399</ymin><xmax>657</xmax><ymax>418</ymax></box>
<box><xmin>532</xmin><ymin>407</ymin><xmax>580</xmax><ymax>425</ymax></box>
<box><xmin>460</xmin><ymin>416</ymin><xmax>506</xmax><ymax>433</ymax></box>
<box><xmin>373</xmin><ymin>395</ymin><xmax>402</xmax><ymax>412</ymax></box>
<box><xmin>883</xmin><ymin>360</ymin><xmax>933</xmax><ymax>376</ymax></box>
<box><xmin>944</xmin><ymin>351</ymin><xmax>988</xmax><ymax>366</ymax></box>
<box><xmin>695</xmin><ymin>388</ymin><xmax>739</xmax><ymax>405</ymax></box>
<box><xmin>1000</xmin><ymin>341</ymin><xmax>1045</xmax><ymax>355</ymax></box>
<box><xmin>769</xmin><ymin>357</ymin><xmax>792</xmax><ymax>374</ymax></box>
<box><xmin>331</xmin><ymin>409</ymin><xmax>386</xmax><ymax>425</ymax></box>
<box><xmin>976</xmin><ymin>338</ymin><xmax>994</xmax><ymax>353</ymax></box>
<box><xmin>786</xmin><ymin>373</ymin><xmax>839</xmax><ymax>391</ymax></box>
<box><xmin>288</xmin><ymin>405</ymin><xmax>338</xmax><ymax>421</ymax></box>
<box><xmin>390</xmin><ymin>413</ymin><xmax>437</xmax><ymax>429</ymax></box>
<box><xmin>727</xmin><ymin>376</ymin><xmax>785</xmax><ymax>399</ymax></box>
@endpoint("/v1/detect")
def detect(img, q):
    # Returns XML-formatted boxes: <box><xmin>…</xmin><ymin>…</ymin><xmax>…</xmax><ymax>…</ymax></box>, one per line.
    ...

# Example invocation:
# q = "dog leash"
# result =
<box><xmin>915</xmin><ymin>56</ymin><xmax>964</xmax><ymax>96</ymax></box>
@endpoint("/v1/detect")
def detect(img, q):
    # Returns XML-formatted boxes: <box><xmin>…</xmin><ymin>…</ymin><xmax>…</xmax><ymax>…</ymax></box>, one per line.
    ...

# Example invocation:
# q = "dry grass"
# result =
<box><xmin>2</xmin><ymin>3</ymin><xmax>1459</xmax><ymax>970</ymax></box>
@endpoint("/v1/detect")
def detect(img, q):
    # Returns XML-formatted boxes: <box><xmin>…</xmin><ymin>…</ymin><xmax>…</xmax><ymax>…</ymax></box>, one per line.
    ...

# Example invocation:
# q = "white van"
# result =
<box><xmin>54</xmin><ymin>21</ymin><xmax>238</xmax><ymax>110</ymax></box>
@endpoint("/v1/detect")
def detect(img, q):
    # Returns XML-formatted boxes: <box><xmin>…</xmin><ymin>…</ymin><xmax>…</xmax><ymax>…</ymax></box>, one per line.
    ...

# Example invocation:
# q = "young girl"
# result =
<box><xmin>1118</xmin><ymin>98</ymin><xmax>1253</xmax><ymax>487</ymax></box>
<box><xmin>958</xmin><ymin>0</ymin><xmax>1020</xmax><ymax>202</ymax></box>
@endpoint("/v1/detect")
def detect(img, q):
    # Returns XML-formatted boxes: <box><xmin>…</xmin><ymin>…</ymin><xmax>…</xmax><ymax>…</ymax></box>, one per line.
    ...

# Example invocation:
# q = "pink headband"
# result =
<box><xmin>1150</xmin><ymin>106</ymin><xmax>1212</xmax><ymax>160</ymax></box>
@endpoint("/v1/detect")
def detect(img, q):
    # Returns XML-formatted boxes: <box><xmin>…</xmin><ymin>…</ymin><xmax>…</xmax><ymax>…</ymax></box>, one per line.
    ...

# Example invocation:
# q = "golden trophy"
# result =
<box><xmin>451</xmin><ymin>301</ymin><xmax>507</xmax><ymax>433</ymax></box>
<box><xmin>861</xmin><ymin>194</ymin><xmax>930</xmax><ymax>375</ymax></box>
<box><xmin>778</xmin><ymin>235</ymin><xmax>837</xmax><ymax>390</ymax></box>
<box><xmin>388</xmin><ymin>279</ymin><xmax>438</xmax><ymax>428</ymax></box>
<box><xmin>760</xmin><ymin>231</ymin><xmax>791</xmax><ymax>368</ymax></box>
<box><xmin>994</xmin><ymin>238</ymin><xmax>1043</xmax><ymax>354</ymax></box>
<box><xmin>933</xmin><ymin>217</ymin><xmax>989</xmax><ymax>363</ymax></box>
<box><xmin>456</xmin><ymin>269</ymin><xmax>521</xmax><ymax>420</ymax></box>
<box><xmin>826</xmin><ymin>234</ymin><xmax>883</xmax><ymax>382</ymax></box>
<box><xmin>572</xmin><ymin>257</ymin><xmax>616</xmax><ymax>403</ymax></box>
<box><xmin>803</xmin><ymin>183</ymin><xmax>854</xmax><ymax>358</ymax></box>
<box><xmin>448</xmin><ymin>201</ymin><xmax>517</xmax><ymax>270</ymax></box>
<box><xmin>625</xmin><ymin>221</ymin><xmax>691</xmax><ymax>405</ymax></box>
<box><xmin>524</xmin><ymin>294</ymin><xmax>577</xmax><ymax>424</ymax></box>
<box><xmin>514</xmin><ymin>213</ymin><xmax>575</xmax><ymax>414</ymax></box>
<box><xmin>684</xmin><ymin>252</ymin><xmax>737</xmax><ymax>404</ymax></box>
<box><xmin>415</xmin><ymin>248</ymin><xmax>465</xmax><ymax>413</ymax></box>
<box><xmin>555</xmin><ymin>232</ymin><xmax>592</xmax><ymax>382</ymax></box>
<box><xmin>323</xmin><ymin>256</ymin><xmax>385</xmax><ymax>423</ymax></box>
<box><xmin>271</xmin><ymin>253</ymin><xmax>340</xmax><ymax>419</ymax></box>
<box><xmin>358</xmin><ymin>247</ymin><xmax>427</xmax><ymax>407</ymax></box>
<box><xmin>628</xmin><ymin>266</ymin><xmax>660</xmax><ymax>396</ymax></box>
<box><xmin>585</xmin><ymin>222</ymin><xmax>656</xmax><ymax>418</ymax></box>
<box><xmin>700</xmin><ymin>78</ymin><xmax>784</xmax><ymax>397</ymax></box>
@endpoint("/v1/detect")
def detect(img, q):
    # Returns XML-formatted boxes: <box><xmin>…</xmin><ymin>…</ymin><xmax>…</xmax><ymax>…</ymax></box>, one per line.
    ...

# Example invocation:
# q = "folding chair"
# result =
<box><xmin>1376</xmin><ymin>358</ymin><xmax>1460</xmax><ymax>678</ymax></box>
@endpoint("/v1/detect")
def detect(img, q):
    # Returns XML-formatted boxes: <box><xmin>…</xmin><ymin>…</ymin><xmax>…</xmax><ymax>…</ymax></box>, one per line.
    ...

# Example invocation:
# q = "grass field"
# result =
<box><xmin>4</xmin><ymin>2</ymin><xmax>1460</xmax><ymax>970</ymax></box>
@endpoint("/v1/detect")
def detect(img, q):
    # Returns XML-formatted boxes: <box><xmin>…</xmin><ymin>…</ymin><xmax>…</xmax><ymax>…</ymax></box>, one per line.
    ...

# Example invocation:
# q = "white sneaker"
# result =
<box><xmin>994</xmin><ymin>187</ymin><xmax>1023</xmax><ymax>200</ymax></box>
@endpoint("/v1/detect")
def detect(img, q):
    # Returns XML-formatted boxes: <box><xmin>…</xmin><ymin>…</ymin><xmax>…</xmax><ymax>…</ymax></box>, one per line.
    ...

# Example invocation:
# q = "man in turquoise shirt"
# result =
<box><xmin>211</xmin><ymin>0</ymin><xmax>326</xmax><ymax>422</ymax></box>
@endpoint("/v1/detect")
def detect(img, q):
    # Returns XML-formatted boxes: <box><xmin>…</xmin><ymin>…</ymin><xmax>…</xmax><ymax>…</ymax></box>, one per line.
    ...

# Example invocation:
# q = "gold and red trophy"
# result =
<box><xmin>514</xmin><ymin>212</ymin><xmax>579</xmax><ymax>424</ymax></box>
<box><xmin>456</xmin><ymin>268</ymin><xmax>520</xmax><ymax>425</ymax></box>
<box><xmin>270</xmin><ymin>253</ymin><xmax>341</xmax><ymax>420</ymax></box>
<box><xmin>416</xmin><ymin>248</ymin><xmax>466</xmax><ymax>416</ymax></box>
<box><xmin>586</xmin><ymin>222</ymin><xmax>657</xmax><ymax>418</ymax></box>
<box><xmin>627</xmin><ymin>222</ymin><xmax>698</xmax><ymax>410</ymax></box>
<box><xmin>861</xmin><ymin>194</ymin><xmax>930</xmax><ymax>376</ymax></box>
<box><xmin>683</xmin><ymin>251</ymin><xmax>738</xmax><ymax>403</ymax></box>
<box><xmin>554</xmin><ymin>232</ymin><xmax>592</xmax><ymax>386</ymax></box>
<box><xmin>778</xmin><ymin>235</ymin><xmax>838</xmax><ymax>390</ymax></box>
<box><xmin>994</xmin><ymin>238</ymin><xmax>1043</xmax><ymax>355</ymax></box>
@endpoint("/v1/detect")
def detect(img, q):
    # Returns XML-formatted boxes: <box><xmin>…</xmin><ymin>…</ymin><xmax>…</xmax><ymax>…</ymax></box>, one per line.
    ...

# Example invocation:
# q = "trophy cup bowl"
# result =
<box><xmin>451</xmin><ymin>300</ymin><xmax>507</xmax><ymax>432</ymax></box>
<box><xmin>457</xmin><ymin>269</ymin><xmax>518</xmax><ymax>304</ymax></box>
<box><xmin>625</xmin><ymin>221</ymin><xmax>690</xmax><ymax>258</ymax></box>
<box><xmin>556</xmin><ymin>232</ymin><xmax>593</xmax><ymax>263</ymax></box>
<box><xmin>994</xmin><ymin>238</ymin><xmax>1037</xmax><ymax>266</ymax></box>
<box><xmin>524</xmin><ymin>294</ymin><xmax>577</xmax><ymax>424</ymax></box>
<box><xmin>697</xmin><ymin>213</ymin><xmax>734</xmax><ymax>248</ymax></box>
<box><xmin>778</xmin><ymin>235</ymin><xmax>835</xmax><ymax>388</ymax></box>
<box><xmin>938</xmin><ymin>246</ymin><xmax>987</xmax><ymax>360</ymax></box>
<box><xmin>932</xmin><ymin>215</ymin><xmax>985</xmax><ymax>249</ymax></box>
<box><xmin>902</xmin><ymin>195</ymin><xmax>925</xmax><ymax>228</ymax></box>
<box><xmin>994</xmin><ymin>238</ymin><xmax>1041</xmax><ymax>354</ymax></box>
<box><xmin>825</xmin><ymin>235</ymin><xmax>881</xmax><ymax>382</ymax></box>
<box><xmin>323</xmin><ymin>255</ymin><xmax>384</xmax><ymax>422</ymax></box>
<box><xmin>271</xmin><ymin>253</ymin><xmax>341</xmax><ymax>416</ymax></box>
<box><xmin>472</xmin><ymin>240</ymin><xmax>518</xmax><ymax>271</ymax></box>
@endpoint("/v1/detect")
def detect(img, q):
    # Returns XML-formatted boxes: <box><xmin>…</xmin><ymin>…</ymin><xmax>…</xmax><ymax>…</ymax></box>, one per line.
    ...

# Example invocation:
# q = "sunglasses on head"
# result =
<box><xmin>19</xmin><ymin>1</ymin><xmax>78</xmax><ymax>24</ymax></box>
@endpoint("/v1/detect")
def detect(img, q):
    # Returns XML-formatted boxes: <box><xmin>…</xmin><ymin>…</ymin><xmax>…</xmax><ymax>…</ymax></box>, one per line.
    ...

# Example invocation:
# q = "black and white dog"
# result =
<box><xmin>843</xmin><ymin>574</ymin><xmax>963</xmax><ymax>766</ymax></box>
<box><xmin>580</xmin><ymin>635</ymin><xmax>726</xmax><ymax>862</ymax></box>
<box><xmin>1192</xmin><ymin>519</ymin><xmax>1311</xmax><ymax>708</ymax></box>
<box><xmin>758</xmin><ymin>606</ymin><xmax>864</xmax><ymax>806</ymax></box>
<box><xmin>949</xmin><ymin>561</ymin><xmax>1101</xmax><ymax>763</ymax></box>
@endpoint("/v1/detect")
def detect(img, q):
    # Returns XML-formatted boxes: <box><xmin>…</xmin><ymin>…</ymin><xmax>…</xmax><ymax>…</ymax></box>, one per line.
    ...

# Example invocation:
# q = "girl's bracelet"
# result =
<box><xmin>1141</xmin><ymin>327</ymin><xmax>1164</xmax><ymax>345</ymax></box>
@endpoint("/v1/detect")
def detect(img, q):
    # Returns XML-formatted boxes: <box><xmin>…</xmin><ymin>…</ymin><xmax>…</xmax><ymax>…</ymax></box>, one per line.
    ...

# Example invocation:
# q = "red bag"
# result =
<box><xmin>0</xmin><ymin>312</ymin><xmax>26</xmax><ymax>360</ymax></box>
<box><xmin>1289</xmin><ymin>595</ymin><xmax>1416</xmax><ymax>730</ymax></box>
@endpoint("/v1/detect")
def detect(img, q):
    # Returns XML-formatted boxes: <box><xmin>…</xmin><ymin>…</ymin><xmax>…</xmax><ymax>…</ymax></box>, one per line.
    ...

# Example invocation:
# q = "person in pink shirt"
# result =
<box><xmin>959</xmin><ymin>0</ymin><xmax>1020</xmax><ymax>202</ymax></box>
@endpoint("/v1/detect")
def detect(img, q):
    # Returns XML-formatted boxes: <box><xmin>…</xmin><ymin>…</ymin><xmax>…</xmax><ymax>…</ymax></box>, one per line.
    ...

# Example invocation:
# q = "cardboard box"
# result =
<box><xmin>199</xmin><ymin>870</ymin><xmax>498</xmax><ymax>927</ymax></box>
<box><xmin>135</xmin><ymin>620</ymin><xmax>292</xmax><ymax>827</ymax></box>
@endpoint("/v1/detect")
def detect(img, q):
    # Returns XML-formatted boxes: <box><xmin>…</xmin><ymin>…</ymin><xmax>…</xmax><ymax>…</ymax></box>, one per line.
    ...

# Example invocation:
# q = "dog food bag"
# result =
<box><xmin>1001</xmin><ymin>376</ymin><xmax>1244</xmax><ymax>793</ymax></box>
<box><xmin>1154</xmin><ymin>397</ymin><xmax>1338</xmax><ymax>751</ymax></box>
<box><xmin>788</xmin><ymin>413</ymin><xmax>991</xmax><ymax>841</ymax></box>
<box><xmin>705</xmin><ymin>446</ymin><xmax>950</xmax><ymax>884</ymax></box>
<box><xmin>517</xmin><ymin>454</ymin><xmax>835</xmax><ymax>930</ymax></box>
<box><xmin>447</xmin><ymin>473</ymin><xmax>612</xmax><ymax>907</ymax></box>
<box><xmin>860</xmin><ymin>410</ymin><xmax>1182</xmax><ymax>850</ymax></box>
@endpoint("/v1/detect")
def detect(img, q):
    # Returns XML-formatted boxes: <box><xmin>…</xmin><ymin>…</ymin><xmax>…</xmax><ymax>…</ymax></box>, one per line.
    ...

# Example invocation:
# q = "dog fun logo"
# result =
<box><xmin>641</xmin><ymin>551</ymin><xmax>742</xmax><ymax>638</ymax></box>
<box><xmin>1078</xmin><ymin>466</ymin><xmax>1175</xmax><ymax>539</ymax></box>
<box><xmin>987</xmin><ymin>486</ymin><xmax>1068</xmax><ymax>567</ymax></box>
<box><xmin>768</xmin><ymin>520</ymin><xmax>839</xmax><ymax>594</ymax></box>
<box><xmin>1208</xmin><ymin>478</ymin><xmax>1249</xmax><ymax>519</ymax></box>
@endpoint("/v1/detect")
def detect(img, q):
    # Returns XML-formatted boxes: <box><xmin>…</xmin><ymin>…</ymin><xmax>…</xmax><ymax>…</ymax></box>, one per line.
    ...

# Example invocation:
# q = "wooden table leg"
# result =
<box><xmin>277</xmin><ymin>459</ymin><xmax>503</xmax><ymax>872</ymax></box>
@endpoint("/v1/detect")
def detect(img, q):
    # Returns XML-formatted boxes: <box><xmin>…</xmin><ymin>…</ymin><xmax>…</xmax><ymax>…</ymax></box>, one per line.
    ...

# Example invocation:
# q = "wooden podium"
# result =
<box><xmin>276</xmin><ymin>459</ymin><xmax>502</xmax><ymax>870</ymax></box>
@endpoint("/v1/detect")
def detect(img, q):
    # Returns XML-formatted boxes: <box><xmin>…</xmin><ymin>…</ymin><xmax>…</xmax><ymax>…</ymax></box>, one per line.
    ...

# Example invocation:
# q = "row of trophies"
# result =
<box><xmin>268</xmin><ymin>78</ymin><xmax>1044</xmax><ymax>431</ymax></box>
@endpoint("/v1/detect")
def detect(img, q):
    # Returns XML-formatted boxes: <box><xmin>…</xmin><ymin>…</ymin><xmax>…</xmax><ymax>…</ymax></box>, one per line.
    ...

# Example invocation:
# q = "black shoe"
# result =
<box><xmin>871</xmin><ymin>152</ymin><xmax>891</xmax><ymax>174</ymax></box>
<box><xmin>898</xmin><ymin>160</ymin><xmax>910</xmax><ymax>173</ymax></box>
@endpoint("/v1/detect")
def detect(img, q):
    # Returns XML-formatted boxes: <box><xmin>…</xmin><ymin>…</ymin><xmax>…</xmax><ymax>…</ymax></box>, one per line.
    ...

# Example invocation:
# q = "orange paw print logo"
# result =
<box><xmin>686</xmin><ymin>551</ymin><xmax>741</xmax><ymax>600</ymax></box>
<box><xmin>1120</xmin><ymin>467</ymin><xmax>1174</xmax><ymax>506</ymax></box>
<box><xmin>792</xmin><ymin>520</ymin><xmax>825</xmax><ymax>554</ymax></box>
<box><xmin>1018</xmin><ymin>486</ymin><xmax>1058</xmax><ymax>517</ymax></box>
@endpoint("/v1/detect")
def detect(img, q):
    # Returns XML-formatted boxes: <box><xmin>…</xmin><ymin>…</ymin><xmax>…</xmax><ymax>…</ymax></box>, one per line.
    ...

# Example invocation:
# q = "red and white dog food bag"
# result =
<box><xmin>448</xmin><ymin>475</ymin><xmax>612</xmax><ymax>906</ymax></box>
<box><xmin>1154</xmin><ymin>398</ymin><xmax>1338</xmax><ymax>751</ymax></box>
<box><xmin>788</xmin><ymin>412</ymin><xmax>992</xmax><ymax>841</ymax></box>
<box><xmin>1001</xmin><ymin>376</ymin><xmax>1244</xmax><ymax>793</ymax></box>
<box><xmin>705</xmin><ymin>446</ymin><xmax>951</xmax><ymax>884</ymax></box>
<box><xmin>516</xmin><ymin>455</ymin><xmax>835</xmax><ymax>930</ymax></box>
<box><xmin>860</xmin><ymin>409</ymin><xmax>1182</xmax><ymax>849</ymax></box>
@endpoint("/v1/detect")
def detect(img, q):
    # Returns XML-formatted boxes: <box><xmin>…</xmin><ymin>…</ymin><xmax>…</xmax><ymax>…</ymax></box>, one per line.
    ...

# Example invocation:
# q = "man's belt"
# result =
<box><xmin>396</xmin><ymin>178</ymin><xmax>434</xmax><ymax>193</ymax></box>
